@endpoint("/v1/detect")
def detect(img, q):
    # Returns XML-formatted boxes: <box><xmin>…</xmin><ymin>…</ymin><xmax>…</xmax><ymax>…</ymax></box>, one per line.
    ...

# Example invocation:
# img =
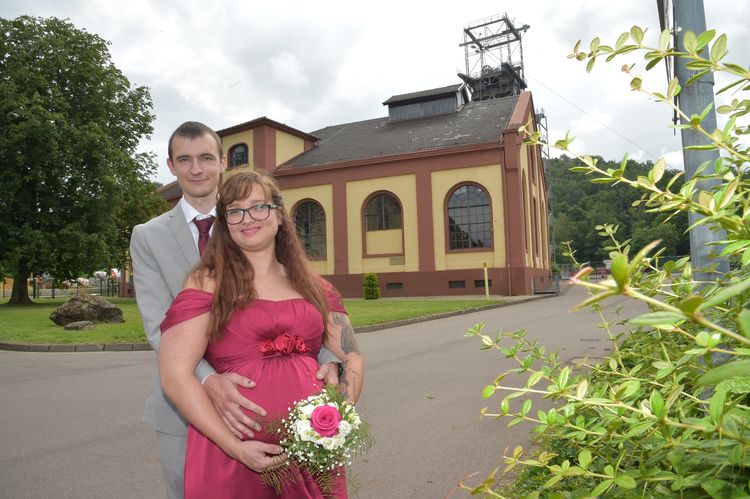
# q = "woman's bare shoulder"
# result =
<box><xmin>183</xmin><ymin>269</ymin><xmax>217</xmax><ymax>293</ymax></box>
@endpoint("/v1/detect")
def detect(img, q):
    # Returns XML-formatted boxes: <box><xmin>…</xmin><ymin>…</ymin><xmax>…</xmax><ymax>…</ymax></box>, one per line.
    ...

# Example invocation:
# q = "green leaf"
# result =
<box><xmin>683</xmin><ymin>31</ymin><xmax>697</xmax><ymax>53</ymax></box>
<box><xmin>739</xmin><ymin>310</ymin><xmax>750</xmax><ymax>339</ymax></box>
<box><xmin>708</xmin><ymin>389</ymin><xmax>726</xmax><ymax>425</ymax></box>
<box><xmin>590</xmin><ymin>480</ymin><xmax>613</xmax><ymax>496</ymax></box>
<box><xmin>629</xmin><ymin>311</ymin><xmax>684</xmax><ymax>327</ymax></box>
<box><xmin>521</xmin><ymin>399</ymin><xmax>532</xmax><ymax>416</ymax></box>
<box><xmin>620</xmin><ymin>379</ymin><xmax>641</xmax><ymax>399</ymax></box>
<box><xmin>701</xmin><ymin>278</ymin><xmax>750</xmax><ymax>309</ymax></box>
<box><xmin>645</xmin><ymin>57</ymin><xmax>663</xmax><ymax>71</ymax></box>
<box><xmin>695</xmin><ymin>29</ymin><xmax>716</xmax><ymax>50</ymax></box>
<box><xmin>630</xmin><ymin>76</ymin><xmax>642</xmax><ymax>90</ymax></box>
<box><xmin>651</xmin><ymin>390</ymin><xmax>665</xmax><ymax>418</ymax></box>
<box><xmin>710</xmin><ymin>33</ymin><xmax>728</xmax><ymax>63</ymax></box>
<box><xmin>716</xmin><ymin>375</ymin><xmax>750</xmax><ymax>395</ymax></box>
<box><xmin>613</xmin><ymin>474</ymin><xmax>637</xmax><ymax>489</ymax></box>
<box><xmin>586</xmin><ymin>57</ymin><xmax>596</xmax><ymax>73</ymax></box>
<box><xmin>678</xmin><ymin>295</ymin><xmax>704</xmax><ymax>315</ymax></box>
<box><xmin>557</xmin><ymin>366</ymin><xmax>571</xmax><ymax>389</ymax></box>
<box><xmin>507</xmin><ymin>417</ymin><xmax>524</xmax><ymax>427</ymax></box>
<box><xmin>630</xmin><ymin>26</ymin><xmax>644</xmax><ymax>44</ymax></box>
<box><xmin>482</xmin><ymin>385</ymin><xmax>495</xmax><ymax>398</ymax></box>
<box><xmin>578</xmin><ymin>449</ymin><xmax>592</xmax><ymax>469</ymax></box>
<box><xmin>625</xmin><ymin>421</ymin><xmax>653</xmax><ymax>438</ymax></box>
<box><xmin>652</xmin><ymin>157</ymin><xmax>666</xmax><ymax>182</ymax></box>
<box><xmin>698</xmin><ymin>360</ymin><xmax>750</xmax><ymax>386</ymax></box>
<box><xmin>615</xmin><ymin>32</ymin><xmax>629</xmax><ymax>49</ymax></box>
<box><xmin>526</xmin><ymin>371</ymin><xmax>544</xmax><ymax>388</ymax></box>
<box><xmin>610</xmin><ymin>254</ymin><xmax>628</xmax><ymax>289</ymax></box>
<box><xmin>576</xmin><ymin>379</ymin><xmax>588</xmax><ymax>399</ymax></box>
<box><xmin>702</xmin><ymin>479</ymin><xmax>730</xmax><ymax>498</ymax></box>
<box><xmin>543</xmin><ymin>474</ymin><xmax>563</xmax><ymax>489</ymax></box>
<box><xmin>659</xmin><ymin>28</ymin><xmax>670</xmax><ymax>51</ymax></box>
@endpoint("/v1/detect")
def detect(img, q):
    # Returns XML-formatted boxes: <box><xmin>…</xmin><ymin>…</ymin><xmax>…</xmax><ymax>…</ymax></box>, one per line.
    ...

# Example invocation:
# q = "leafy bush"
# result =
<box><xmin>363</xmin><ymin>273</ymin><xmax>380</xmax><ymax>300</ymax></box>
<box><xmin>463</xmin><ymin>25</ymin><xmax>750</xmax><ymax>498</ymax></box>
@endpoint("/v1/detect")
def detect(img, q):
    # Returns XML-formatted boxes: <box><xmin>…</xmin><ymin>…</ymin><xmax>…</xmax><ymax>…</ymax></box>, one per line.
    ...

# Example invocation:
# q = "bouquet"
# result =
<box><xmin>262</xmin><ymin>385</ymin><xmax>372</xmax><ymax>495</ymax></box>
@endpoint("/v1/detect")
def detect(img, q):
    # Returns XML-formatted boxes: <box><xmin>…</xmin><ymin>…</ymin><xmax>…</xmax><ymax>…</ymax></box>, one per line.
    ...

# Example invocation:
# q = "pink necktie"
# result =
<box><xmin>193</xmin><ymin>216</ymin><xmax>215</xmax><ymax>256</ymax></box>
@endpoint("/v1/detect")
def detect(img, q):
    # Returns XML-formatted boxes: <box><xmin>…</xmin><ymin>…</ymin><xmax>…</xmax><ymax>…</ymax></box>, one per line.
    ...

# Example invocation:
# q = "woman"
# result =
<box><xmin>159</xmin><ymin>171</ymin><xmax>364</xmax><ymax>498</ymax></box>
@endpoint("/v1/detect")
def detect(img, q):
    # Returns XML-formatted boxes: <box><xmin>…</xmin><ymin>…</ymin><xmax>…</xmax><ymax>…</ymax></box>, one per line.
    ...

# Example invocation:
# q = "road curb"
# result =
<box><xmin>0</xmin><ymin>293</ymin><xmax>557</xmax><ymax>352</ymax></box>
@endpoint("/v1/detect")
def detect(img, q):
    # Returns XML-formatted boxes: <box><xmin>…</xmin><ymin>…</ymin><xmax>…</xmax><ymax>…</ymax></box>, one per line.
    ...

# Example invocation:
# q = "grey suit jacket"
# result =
<box><xmin>130</xmin><ymin>203</ymin><xmax>209</xmax><ymax>434</ymax></box>
<box><xmin>130</xmin><ymin>203</ymin><xmax>338</xmax><ymax>435</ymax></box>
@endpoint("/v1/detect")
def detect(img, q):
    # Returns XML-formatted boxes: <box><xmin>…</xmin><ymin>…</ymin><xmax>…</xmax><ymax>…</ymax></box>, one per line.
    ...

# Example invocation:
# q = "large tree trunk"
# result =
<box><xmin>8</xmin><ymin>271</ymin><xmax>32</xmax><ymax>305</ymax></box>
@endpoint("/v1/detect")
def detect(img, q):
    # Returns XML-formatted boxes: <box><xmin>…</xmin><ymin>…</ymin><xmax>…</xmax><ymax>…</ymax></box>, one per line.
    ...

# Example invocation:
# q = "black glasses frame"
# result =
<box><xmin>224</xmin><ymin>204</ymin><xmax>280</xmax><ymax>224</ymax></box>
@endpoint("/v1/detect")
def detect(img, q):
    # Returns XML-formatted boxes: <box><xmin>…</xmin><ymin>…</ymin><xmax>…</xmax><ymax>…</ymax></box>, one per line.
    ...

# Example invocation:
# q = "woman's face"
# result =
<box><xmin>225</xmin><ymin>183</ymin><xmax>281</xmax><ymax>254</ymax></box>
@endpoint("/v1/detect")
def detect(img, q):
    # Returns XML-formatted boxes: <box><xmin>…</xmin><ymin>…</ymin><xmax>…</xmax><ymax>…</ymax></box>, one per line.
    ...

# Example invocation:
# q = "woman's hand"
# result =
<box><xmin>230</xmin><ymin>440</ymin><xmax>287</xmax><ymax>473</ymax></box>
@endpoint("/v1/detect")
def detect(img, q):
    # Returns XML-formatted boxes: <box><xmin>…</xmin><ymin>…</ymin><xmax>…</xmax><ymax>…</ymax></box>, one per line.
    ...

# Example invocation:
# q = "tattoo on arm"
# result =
<box><xmin>332</xmin><ymin>312</ymin><xmax>359</xmax><ymax>355</ymax></box>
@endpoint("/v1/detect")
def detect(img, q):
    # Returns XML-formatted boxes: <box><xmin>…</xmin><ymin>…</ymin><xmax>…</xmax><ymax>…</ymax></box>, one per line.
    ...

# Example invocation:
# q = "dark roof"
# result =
<box><xmin>157</xmin><ymin>180</ymin><xmax>181</xmax><ymax>201</ymax></box>
<box><xmin>382</xmin><ymin>83</ymin><xmax>465</xmax><ymax>105</ymax></box>
<box><xmin>285</xmin><ymin>95</ymin><xmax>518</xmax><ymax>169</ymax></box>
<box><xmin>216</xmin><ymin>116</ymin><xmax>317</xmax><ymax>142</ymax></box>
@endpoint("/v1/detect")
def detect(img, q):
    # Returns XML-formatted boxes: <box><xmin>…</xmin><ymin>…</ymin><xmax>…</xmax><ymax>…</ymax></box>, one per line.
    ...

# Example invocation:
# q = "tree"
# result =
<box><xmin>0</xmin><ymin>16</ymin><xmax>157</xmax><ymax>304</ymax></box>
<box><xmin>547</xmin><ymin>155</ymin><xmax>690</xmax><ymax>263</ymax></box>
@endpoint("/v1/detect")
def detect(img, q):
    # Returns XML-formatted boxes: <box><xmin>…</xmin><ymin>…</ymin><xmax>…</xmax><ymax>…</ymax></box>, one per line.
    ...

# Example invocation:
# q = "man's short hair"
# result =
<box><xmin>168</xmin><ymin>121</ymin><xmax>223</xmax><ymax>160</ymax></box>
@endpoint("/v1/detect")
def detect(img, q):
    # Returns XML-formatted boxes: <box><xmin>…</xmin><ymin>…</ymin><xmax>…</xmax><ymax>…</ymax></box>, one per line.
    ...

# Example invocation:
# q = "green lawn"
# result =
<box><xmin>0</xmin><ymin>297</ymin><xmax>502</xmax><ymax>344</ymax></box>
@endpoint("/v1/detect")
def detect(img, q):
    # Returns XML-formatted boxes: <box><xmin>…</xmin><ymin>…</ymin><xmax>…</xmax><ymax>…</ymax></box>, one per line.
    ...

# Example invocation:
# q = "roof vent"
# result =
<box><xmin>383</xmin><ymin>84</ymin><xmax>469</xmax><ymax>122</ymax></box>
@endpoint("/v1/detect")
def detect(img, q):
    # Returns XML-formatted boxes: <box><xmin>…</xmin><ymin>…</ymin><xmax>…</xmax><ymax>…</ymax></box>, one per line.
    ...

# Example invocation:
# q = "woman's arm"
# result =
<box><xmin>324</xmin><ymin>311</ymin><xmax>364</xmax><ymax>403</ymax></box>
<box><xmin>159</xmin><ymin>311</ymin><xmax>285</xmax><ymax>472</ymax></box>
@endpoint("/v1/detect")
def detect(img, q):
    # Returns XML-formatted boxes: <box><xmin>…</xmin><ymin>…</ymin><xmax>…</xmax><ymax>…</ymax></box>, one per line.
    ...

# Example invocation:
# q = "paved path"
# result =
<box><xmin>0</xmin><ymin>286</ymin><xmax>642</xmax><ymax>498</ymax></box>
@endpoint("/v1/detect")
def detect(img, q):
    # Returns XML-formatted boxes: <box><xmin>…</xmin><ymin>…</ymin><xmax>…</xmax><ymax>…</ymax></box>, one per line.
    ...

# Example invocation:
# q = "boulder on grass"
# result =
<box><xmin>50</xmin><ymin>295</ymin><xmax>125</xmax><ymax>326</ymax></box>
<box><xmin>64</xmin><ymin>320</ymin><xmax>96</xmax><ymax>331</ymax></box>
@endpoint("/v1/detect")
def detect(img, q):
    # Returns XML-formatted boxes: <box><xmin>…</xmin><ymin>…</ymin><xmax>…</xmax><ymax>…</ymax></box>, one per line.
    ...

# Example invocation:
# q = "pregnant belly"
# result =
<box><xmin>235</xmin><ymin>356</ymin><xmax>323</xmax><ymax>444</ymax></box>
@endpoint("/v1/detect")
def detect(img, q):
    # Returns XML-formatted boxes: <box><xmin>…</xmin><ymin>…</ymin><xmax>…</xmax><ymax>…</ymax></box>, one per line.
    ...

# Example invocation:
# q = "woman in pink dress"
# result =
<box><xmin>159</xmin><ymin>171</ymin><xmax>364</xmax><ymax>498</ymax></box>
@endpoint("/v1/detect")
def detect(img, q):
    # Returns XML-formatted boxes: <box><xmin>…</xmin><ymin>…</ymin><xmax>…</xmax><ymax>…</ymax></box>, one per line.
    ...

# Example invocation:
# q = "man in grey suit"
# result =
<box><xmin>130</xmin><ymin>122</ymin><xmax>341</xmax><ymax>499</ymax></box>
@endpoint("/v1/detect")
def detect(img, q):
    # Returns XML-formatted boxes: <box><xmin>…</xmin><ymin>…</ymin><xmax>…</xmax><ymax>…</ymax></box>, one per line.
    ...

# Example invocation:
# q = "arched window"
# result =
<box><xmin>447</xmin><ymin>184</ymin><xmax>492</xmax><ymax>249</ymax></box>
<box><xmin>294</xmin><ymin>201</ymin><xmax>326</xmax><ymax>258</ymax></box>
<box><xmin>364</xmin><ymin>193</ymin><xmax>402</xmax><ymax>231</ymax></box>
<box><xmin>228</xmin><ymin>144</ymin><xmax>249</xmax><ymax>168</ymax></box>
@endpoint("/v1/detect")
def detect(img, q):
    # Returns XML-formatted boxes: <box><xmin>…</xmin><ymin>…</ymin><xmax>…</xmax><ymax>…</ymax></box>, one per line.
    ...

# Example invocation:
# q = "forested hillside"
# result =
<box><xmin>546</xmin><ymin>155</ymin><xmax>690</xmax><ymax>264</ymax></box>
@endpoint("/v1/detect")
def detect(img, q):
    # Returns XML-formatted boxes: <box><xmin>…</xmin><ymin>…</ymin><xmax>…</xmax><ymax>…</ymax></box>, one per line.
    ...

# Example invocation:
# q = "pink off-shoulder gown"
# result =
<box><xmin>160</xmin><ymin>284</ymin><xmax>348</xmax><ymax>499</ymax></box>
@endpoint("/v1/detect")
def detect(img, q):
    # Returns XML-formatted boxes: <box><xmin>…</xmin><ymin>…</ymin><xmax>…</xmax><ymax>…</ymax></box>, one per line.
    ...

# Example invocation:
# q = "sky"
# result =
<box><xmin>2</xmin><ymin>0</ymin><xmax>748</xmax><ymax>184</ymax></box>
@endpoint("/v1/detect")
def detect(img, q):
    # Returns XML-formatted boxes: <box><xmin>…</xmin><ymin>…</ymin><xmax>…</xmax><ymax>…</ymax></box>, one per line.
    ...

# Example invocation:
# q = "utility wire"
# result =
<box><xmin>526</xmin><ymin>73</ymin><xmax>661</xmax><ymax>160</ymax></box>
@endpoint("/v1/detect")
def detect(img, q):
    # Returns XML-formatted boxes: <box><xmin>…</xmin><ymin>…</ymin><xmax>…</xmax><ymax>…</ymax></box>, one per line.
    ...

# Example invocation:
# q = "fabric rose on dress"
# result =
<box><xmin>259</xmin><ymin>333</ymin><xmax>308</xmax><ymax>356</ymax></box>
<box><xmin>311</xmin><ymin>404</ymin><xmax>342</xmax><ymax>437</ymax></box>
<box><xmin>273</xmin><ymin>333</ymin><xmax>295</xmax><ymax>354</ymax></box>
<box><xmin>258</xmin><ymin>339</ymin><xmax>276</xmax><ymax>355</ymax></box>
<box><xmin>294</xmin><ymin>335</ymin><xmax>308</xmax><ymax>353</ymax></box>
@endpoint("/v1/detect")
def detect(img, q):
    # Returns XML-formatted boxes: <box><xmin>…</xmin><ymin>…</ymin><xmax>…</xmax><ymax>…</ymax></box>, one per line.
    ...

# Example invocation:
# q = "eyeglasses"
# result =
<box><xmin>224</xmin><ymin>204</ymin><xmax>279</xmax><ymax>224</ymax></box>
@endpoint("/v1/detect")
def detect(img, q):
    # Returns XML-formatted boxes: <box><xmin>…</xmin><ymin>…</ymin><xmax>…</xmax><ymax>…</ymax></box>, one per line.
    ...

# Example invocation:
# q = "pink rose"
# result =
<box><xmin>273</xmin><ymin>333</ymin><xmax>294</xmax><ymax>354</ymax></box>
<box><xmin>311</xmin><ymin>405</ymin><xmax>342</xmax><ymax>437</ymax></box>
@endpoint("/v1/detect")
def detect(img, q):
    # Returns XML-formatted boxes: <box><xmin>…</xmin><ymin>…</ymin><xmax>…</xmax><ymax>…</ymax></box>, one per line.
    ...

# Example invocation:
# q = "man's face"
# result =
<box><xmin>167</xmin><ymin>133</ymin><xmax>226</xmax><ymax>203</ymax></box>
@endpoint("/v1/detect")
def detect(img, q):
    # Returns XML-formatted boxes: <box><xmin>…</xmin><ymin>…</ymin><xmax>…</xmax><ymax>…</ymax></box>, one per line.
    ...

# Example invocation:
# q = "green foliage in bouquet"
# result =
<box><xmin>462</xmin><ymin>25</ymin><xmax>750</xmax><ymax>498</ymax></box>
<box><xmin>363</xmin><ymin>273</ymin><xmax>380</xmax><ymax>300</ymax></box>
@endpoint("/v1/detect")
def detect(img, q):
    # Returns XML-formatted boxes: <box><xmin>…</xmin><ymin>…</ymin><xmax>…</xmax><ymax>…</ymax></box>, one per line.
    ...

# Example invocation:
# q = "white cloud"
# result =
<box><xmin>269</xmin><ymin>51</ymin><xmax>309</xmax><ymax>88</ymax></box>
<box><xmin>2</xmin><ymin>0</ymin><xmax>747</xmax><ymax>184</ymax></box>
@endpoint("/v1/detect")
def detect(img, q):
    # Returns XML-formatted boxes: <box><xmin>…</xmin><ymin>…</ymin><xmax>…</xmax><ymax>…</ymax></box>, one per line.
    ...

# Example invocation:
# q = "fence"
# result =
<box><xmin>532</xmin><ymin>275</ymin><xmax>560</xmax><ymax>294</ymax></box>
<box><xmin>1</xmin><ymin>278</ymin><xmax>119</xmax><ymax>299</ymax></box>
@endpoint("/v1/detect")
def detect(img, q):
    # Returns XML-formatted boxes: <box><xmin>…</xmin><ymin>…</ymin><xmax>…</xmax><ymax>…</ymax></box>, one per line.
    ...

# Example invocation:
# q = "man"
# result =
<box><xmin>130</xmin><ymin>122</ymin><xmax>341</xmax><ymax>499</ymax></box>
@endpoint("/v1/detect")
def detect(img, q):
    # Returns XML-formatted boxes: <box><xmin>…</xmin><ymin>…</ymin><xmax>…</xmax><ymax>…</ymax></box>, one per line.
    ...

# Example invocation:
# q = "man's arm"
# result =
<box><xmin>129</xmin><ymin>225</ymin><xmax>215</xmax><ymax>377</ymax></box>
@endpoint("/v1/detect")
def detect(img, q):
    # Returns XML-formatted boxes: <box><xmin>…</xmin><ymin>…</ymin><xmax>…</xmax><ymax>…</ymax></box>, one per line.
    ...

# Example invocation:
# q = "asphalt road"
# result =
<box><xmin>0</xmin><ymin>285</ymin><xmax>643</xmax><ymax>498</ymax></box>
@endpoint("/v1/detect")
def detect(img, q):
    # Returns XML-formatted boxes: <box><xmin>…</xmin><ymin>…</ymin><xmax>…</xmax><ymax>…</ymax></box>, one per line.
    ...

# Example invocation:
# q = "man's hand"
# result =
<box><xmin>316</xmin><ymin>362</ymin><xmax>341</xmax><ymax>385</ymax></box>
<box><xmin>202</xmin><ymin>372</ymin><xmax>267</xmax><ymax>439</ymax></box>
<box><xmin>230</xmin><ymin>440</ymin><xmax>287</xmax><ymax>473</ymax></box>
